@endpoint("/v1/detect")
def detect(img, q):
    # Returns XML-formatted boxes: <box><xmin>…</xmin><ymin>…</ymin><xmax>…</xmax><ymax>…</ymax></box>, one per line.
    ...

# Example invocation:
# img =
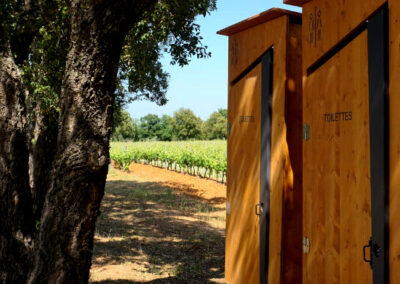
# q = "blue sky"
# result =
<box><xmin>127</xmin><ymin>0</ymin><xmax>301</xmax><ymax>120</ymax></box>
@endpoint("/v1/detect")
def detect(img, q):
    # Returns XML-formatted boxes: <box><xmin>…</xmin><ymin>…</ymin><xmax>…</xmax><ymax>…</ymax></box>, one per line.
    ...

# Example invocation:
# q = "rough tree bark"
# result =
<box><xmin>0</xmin><ymin>32</ymin><xmax>33</xmax><ymax>283</ymax></box>
<box><xmin>29</xmin><ymin>106</ymin><xmax>59</xmax><ymax>222</ymax></box>
<box><xmin>26</xmin><ymin>1</ymin><xmax>157</xmax><ymax>283</ymax></box>
<box><xmin>1</xmin><ymin>0</ymin><xmax>158</xmax><ymax>283</ymax></box>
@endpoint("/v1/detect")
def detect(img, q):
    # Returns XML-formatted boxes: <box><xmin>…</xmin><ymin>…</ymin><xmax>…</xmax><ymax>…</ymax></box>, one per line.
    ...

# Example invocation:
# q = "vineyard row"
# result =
<box><xmin>110</xmin><ymin>141</ymin><xmax>227</xmax><ymax>183</ymax></box>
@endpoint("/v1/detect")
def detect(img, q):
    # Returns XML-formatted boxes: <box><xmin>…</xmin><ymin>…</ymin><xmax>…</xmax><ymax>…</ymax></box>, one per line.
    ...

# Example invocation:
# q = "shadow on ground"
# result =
<box><xmin>90</xmin><ymin>179</ymin><xmax>225</xmax><ymax>283</ymax></box>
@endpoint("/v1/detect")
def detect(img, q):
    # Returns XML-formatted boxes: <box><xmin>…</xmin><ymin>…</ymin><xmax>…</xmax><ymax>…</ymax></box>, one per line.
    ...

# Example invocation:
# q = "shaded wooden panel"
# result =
<box><xmin>228</xmin><ymin>16</ymin><xmax>287</xmax><ymax>84</ymax></box>
<box><xmin>388</xmin><ymin>0</ymin><xmax>400</xmax><ymax>281</ymax></box>
<box><xmin>281</xmin><ymin>21</ymin><xmax>303</xmax><ymax>284</ymax></box>
<box><xmin>303</xmin><ymin>31</ymin><xmax>372</xmax><ymax>284</ymax></box>
<box><xmin>302</xmin><ymin>0</ymin><xmax>385</xmax><ymax>70</ymax></box>
<box><xmin>226</xmin><ymin>65</ymin><xmax>262</xmax><ymax>284</ymax></box>
<box><xmin>266</xmin><ymin>20</ymin><xmax>290</xmax><ymax>284</ymax></box>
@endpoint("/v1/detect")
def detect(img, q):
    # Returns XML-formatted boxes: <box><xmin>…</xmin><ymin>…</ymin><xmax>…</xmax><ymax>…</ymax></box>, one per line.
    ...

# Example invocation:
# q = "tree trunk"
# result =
<box><xmin>1</xmin><ymin>1</ymin><xmax>158</xmax><ymax>283</ymax></box>
<box><xmin>29</xmin><ymin>106</ymin><xmax>59</xmax><ymax>222</ymax></box>
<box><xmin>27</xmin><ymin>1</ymin><xmax>156</xmax><ymax>283</ymax></box>
<box><xmin>0</xmin><ymin>38</ymin><xmax>33</xmax><ymax>283</ymax></box>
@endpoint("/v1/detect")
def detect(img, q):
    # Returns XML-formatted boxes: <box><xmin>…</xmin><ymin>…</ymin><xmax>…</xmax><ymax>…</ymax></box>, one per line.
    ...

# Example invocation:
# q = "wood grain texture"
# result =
<box><xmin>302</xmin><ymin>0</ymin><xmax>385</xmax><ymax>71</ymax></box>
<box><xmin>227</xmin><ymin>65</ymin><xmax>261</xmax><ymax>284</ymax></box>
<box><xmin>388</xmin><ymin>0</ymin><xmax>400</xmax><ymax>281</ymax></box>
<box><xmin>303</xmin><ymin>31</ymin><xmax>372</xmax><ymax>284</ymax></box>
<box><xmin>226</xmin><ymin>15</ymin><xmax>302</xmax><ymax>284</ymax></box>
<box><xmin>227</xmin><ymin>16</ymin><xmax>288</xmax><ymax>84</ymax></box>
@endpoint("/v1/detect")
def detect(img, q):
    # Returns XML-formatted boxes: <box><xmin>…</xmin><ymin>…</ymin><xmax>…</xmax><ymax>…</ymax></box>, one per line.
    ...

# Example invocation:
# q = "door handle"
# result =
<box><xmin>255</xmin><ymin>202</ymin><xmax>264</xmax><ymax>216</ymax></box>
<box><xmin>363</xmin><ymin>237</ymin><xmax>373</xmax><ymax>269</ymax></box>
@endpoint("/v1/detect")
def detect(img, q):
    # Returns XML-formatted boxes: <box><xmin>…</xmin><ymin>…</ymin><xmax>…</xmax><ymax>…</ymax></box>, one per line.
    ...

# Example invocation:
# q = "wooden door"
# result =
<box><xmin>303</xmin><ymin>7</ymin><xmax>388</xmax><ymax>283</ymax></box>
<box><xmin>303</xmin><ymin>30</ymin><xmax>373</xmax><ymax>284</ymax></box>
<box><xmin>226</xmin><ymin>50</ymin><xmax>273</xmax><ymax>284</ymax></box>
<box><xmin>227</xmin><ymin>62</ymin><xmax>262</xmax><ymax>284</ymax></box>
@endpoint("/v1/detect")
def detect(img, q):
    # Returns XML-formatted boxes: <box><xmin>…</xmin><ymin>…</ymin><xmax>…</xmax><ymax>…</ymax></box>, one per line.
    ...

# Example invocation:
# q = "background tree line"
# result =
<box><xmin>112</xmin><ymin>108</ymin><xmax>228</xmax><ymax>141</ymax></box>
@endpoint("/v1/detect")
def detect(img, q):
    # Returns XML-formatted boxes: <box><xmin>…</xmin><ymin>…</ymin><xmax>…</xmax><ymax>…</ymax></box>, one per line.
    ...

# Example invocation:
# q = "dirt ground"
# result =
<box><xmin>89</xmin><ymin>163</ymin><xmax>226</xmax><ymax>284</ymax></box>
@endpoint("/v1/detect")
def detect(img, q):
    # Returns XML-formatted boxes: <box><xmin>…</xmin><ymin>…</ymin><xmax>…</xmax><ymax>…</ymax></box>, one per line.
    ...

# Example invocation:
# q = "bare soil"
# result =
<box><xmin>89</xmin><ymin>163</ymin><xmax>226</xmax><ymax>284</ymax></box>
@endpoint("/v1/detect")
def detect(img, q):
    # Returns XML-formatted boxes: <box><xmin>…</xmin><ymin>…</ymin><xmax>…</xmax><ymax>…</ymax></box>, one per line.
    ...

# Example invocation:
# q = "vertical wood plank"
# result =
<box><xmin>281</xmin><ymin>19</ymin><xmax>303</xmax><ymax>284</ymax></box>
<box><xmin>388</xmin><ymin>0</ymin><xmax>400</xmax><ymax>282</ymax></box>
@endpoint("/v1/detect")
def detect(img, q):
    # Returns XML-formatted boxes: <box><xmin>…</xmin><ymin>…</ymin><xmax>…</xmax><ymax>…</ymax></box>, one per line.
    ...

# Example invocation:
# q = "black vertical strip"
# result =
<box><xmin>260</xmin><ymin>48</ymin><xmax>273</xmax><ymax>284</ymax></box>
<box><xmin>367</xmin><ymin>5</ymin><xmax>389</xmax><ymax>284</ymax></box>
<box><xmin>314</xmin><ymin>7</ymin><xmax>317</xmax><ymax>48</ymax></box>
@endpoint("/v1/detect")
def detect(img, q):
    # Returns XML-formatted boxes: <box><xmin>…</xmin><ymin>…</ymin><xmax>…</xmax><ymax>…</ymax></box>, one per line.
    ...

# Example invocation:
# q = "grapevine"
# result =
<box><xmin>110</xmin><ymin>140</ymin><xmax>227</xmax><ymax>183</ymax></box>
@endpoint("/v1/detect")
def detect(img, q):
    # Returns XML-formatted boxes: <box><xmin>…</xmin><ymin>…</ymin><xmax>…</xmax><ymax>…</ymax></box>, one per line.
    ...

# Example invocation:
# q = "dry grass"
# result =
<box><xmin>89</xmin><ymin>165</ymin><xmax>226</xmax><ymax>284</ymax></box>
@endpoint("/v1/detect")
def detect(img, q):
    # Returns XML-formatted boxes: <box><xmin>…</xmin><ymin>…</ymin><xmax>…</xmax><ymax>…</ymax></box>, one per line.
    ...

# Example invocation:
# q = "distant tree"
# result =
<box><xmin>218</xmin><ymin>108</ymin><xmax>227</xmax><ymax>119</ymax></box>
<box><xmin>139</xmin><ymin>114</ymin><xmax>162</xmax><ymax>140</ymax></box>
<box><xmin>173</xmin><ymin>108</ymin><xmax>203</xmax><ymax>140</ymax></box>
<box><xmin>111</xmin><ymin>110</ymin><xmax>138</xmax><ymax>141</ymax></box>
<box><xmin>205</xmin><ymin>110</ymin><xmax>227</xmax><ymax>140</ymax></box>
<box><xmin>159</xmin><ymin>115</ymin><xmax>176</xmax><ymax>141</ymax></box>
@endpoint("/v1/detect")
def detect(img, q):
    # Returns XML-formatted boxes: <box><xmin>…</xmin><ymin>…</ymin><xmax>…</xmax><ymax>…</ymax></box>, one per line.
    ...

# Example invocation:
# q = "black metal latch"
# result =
<box><xmin>363</xmin><ymin>237</ymin><xmax>382</xmax><ymax>269</ymax></box>
<box><xmin>363</xmin><ymin>237</ymin><xmax>373</xmax><ymax>268</ymax></box>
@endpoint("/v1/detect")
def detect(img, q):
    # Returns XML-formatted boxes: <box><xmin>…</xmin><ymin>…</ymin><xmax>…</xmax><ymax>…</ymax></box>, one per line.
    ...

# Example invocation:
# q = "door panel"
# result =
<box><xmin>303</xmin><ymin>31</ymin><xmax>373</xmax><ymax>284</ymax></box>
<box><xmin>227</xmin><ymin>64</ymin><xmax>262</xmax><ymax>284</ymax></box>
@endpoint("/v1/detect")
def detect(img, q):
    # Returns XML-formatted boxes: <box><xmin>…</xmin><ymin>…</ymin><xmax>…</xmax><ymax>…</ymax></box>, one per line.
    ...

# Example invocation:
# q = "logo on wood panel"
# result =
<box><xmin>308</xmin><ymin>7</ymin><xmax>322</xmax><ymax>48</ymax></box>
<box><xmin>239</xmin><ymin>116</ymin><xmax>255</xmax><ymax>123</ymax></box>
<box><xmin>324</xmin><ymin>111</ymin><xmax>352</xmax><ymax>122</ymax></box>
<box><xmin>230</xmin><ymin>39</ymin><xmax>239</xmax><ymax>66</ymax></box>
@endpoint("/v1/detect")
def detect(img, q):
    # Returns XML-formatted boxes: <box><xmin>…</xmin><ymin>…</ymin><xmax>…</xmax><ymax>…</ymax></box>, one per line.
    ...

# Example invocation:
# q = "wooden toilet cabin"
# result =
<box><xmin>218</xmin><ymin>8</ymin><xmax>303</xmax><ymax>284</ymax></box>
<box><xmin>284</xmin><ymin>0</ymin><xmax>399</xmax><ymax>283</ymax></box>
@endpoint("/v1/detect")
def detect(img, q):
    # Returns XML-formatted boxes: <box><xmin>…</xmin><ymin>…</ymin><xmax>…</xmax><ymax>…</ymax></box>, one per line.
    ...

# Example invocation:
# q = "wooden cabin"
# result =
<box><xmin>284</xmin><ymin>0</ymin><xmax>395</xmax><ymax>283</ymax></box>
<box><xmin>218</xmin><ymin>8</ymin><xmax>303</xmax><ymax>284</ymax></box>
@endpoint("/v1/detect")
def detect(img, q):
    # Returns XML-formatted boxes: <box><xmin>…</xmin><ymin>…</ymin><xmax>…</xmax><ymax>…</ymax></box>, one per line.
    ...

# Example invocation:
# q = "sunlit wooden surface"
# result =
<box><xmin>303</xmin><ymin>31</ymin><xmax>372</xmax><ymax>284</ymax></box>
<box><xmin>302</xmin><ymin>0</ymin><xmax>386</xmax><ymax>71</ymax></box>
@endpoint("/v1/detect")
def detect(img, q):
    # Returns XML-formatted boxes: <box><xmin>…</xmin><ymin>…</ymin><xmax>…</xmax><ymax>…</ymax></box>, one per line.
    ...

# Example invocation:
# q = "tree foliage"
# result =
<box><xmin>139</xmin><ymin>114</ymin><xmax>162</xmax><ymax>140</ymax></box>
<box><xmin>113</xmin><ymin>108</ymin><xmax>227</xmax><ymax>141</ymax></box>
<box><xmin>159</xmin><ymin>114</ymin><xmax>176</xmax><ymax>141</ymax></box>
<box><xmin>2</xmin><ymin>0</ymin><xmax>217</xmax><ymax>124</ymax></box>
<box><xmin>110</xmin><ymin>0</ymin><xmax>217</xmax><ymax>111</ymax></box>
<box><xmin>218</xmin><ymin>108</ymin><xmax>227</xmax><ymax>119</ymax></box>
<box><xmin>205</xmin><ymin>109</ymin><xmax>227</xmax><ymax>140</ymax></box>
<box><xmin>118</xmin><ymin>0</ymin><xmax>215</xmax><ymax>106</ymax></box>
<box><xmin>111</xmin><ymin>110</ymin><xmax>138</xmax><ymax>141</ymax></box>
<box><xmin>173</xmin><ymin>108</ymin><xmax>204</xmax><ymax>140</ymax></box>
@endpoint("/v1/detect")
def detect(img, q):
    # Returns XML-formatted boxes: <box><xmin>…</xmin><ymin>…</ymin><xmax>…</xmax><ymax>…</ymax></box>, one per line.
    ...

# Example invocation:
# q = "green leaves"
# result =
<box><xmin>111</xmin><ymin>110</ymin><xmax>139</xmax><ymax>141</ymax></box>
<box><xmin>6</xmin><ymin>0</ymin><xmax>216</xmax><ymax>128</ymax></box>
<box><xmin>112</xmin><ymin>108</ymin><xmax>227</xmax><ymax>142</ymax></box>
<box><xmin>20</xmin><ymin>0</ymin><xmax>69</xmax><ymax>123</ymax></box>
<box><xmin>173</xmin><ymin>108</ymin><xmax>203</xmax><ymax>140</ymax></box>
<box><xmin>117</xmin><ymin>0</ymin><xmax>216</xmax><ymax>106</ymax></box>
<box><xmin>204</xmin><ymin>109</ymin><xmax>227</xmax><ymax>140</ymax></box>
